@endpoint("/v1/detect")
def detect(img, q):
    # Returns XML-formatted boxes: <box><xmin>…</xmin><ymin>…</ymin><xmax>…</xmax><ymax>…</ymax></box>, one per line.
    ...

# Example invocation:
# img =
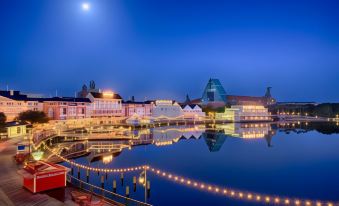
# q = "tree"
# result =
<box><xmin>0</xmin><ymin>112</ymin><xmax>6</xmax><ymax>125</ymax></box>
<box><xmin>17</xmin><ymin>110</ymin><xmax>49</xmax><ymax>124</ymax></box>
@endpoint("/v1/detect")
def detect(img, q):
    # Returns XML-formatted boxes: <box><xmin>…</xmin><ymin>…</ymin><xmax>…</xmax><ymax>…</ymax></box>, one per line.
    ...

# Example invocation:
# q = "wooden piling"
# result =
<box><xmin>113</xmin><ymin>180</ymin><xmax>117</xmax><ymax>193</ymax></box>
<box><xmin>125</xmin><ymin>186</ymin><xmax>130</xmax><ymax>197</ymax></box>
<box><xmin>133</xmin><ymin>176</ymin><xmax>137</xmax><ymax>192</ymax></box>
<box><xmin>120</xmin><ymin>173</ymin><xmax>124</xmax><ymax>186</ymax></box>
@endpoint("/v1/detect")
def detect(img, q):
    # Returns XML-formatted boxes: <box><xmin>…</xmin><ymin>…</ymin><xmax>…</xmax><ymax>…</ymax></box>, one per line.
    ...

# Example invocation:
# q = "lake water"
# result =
<box><xmin>57</xmin><ymin>122</ymin><xmax>339</xmax><ymax>206</ymax></box>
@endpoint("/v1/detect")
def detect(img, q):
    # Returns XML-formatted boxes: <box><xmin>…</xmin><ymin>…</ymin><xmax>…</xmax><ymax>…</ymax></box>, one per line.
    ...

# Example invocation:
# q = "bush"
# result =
<box><xmin>17</xmin><ymin>111</ymin><xmax>49</xmax><ymax>124</ymax></box>
<box><xmin>0</xmin><ymin>112</ymin><xmax>6</xmax><ymax>125</ymax></box>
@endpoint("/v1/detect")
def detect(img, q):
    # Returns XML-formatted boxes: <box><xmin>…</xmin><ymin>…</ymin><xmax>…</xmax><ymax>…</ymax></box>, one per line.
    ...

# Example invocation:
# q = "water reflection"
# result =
<box><xmin>43</xmin><ymin>122</ymin><xmax>339</xmax><ymax>205</ymax></box>
<box><xmin>46</xmin><ymin>122</ymin><xmax>339</xmax><ymax>163</ymax></box>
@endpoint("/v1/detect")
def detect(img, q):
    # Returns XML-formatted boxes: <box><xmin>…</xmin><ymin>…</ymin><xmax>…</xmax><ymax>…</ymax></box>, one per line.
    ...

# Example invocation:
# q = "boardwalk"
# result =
<box><xmin>0</xmin><ymin>137</ymin><xmax>68</xmax><ymax>206</ymax></box>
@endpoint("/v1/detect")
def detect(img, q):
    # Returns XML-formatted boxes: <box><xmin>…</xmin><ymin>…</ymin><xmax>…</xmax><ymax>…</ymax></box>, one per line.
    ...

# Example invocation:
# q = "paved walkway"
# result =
<box><xmin>0</xmin><ymin>137</ymin><xmax>67</xmax><ymax>206</ymax></box>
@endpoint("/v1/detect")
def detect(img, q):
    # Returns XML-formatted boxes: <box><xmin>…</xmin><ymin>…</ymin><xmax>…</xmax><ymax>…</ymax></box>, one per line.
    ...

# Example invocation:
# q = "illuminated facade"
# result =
<box><xmin>43</xmin><ymin>97</ymin><xmax>91</xmax><ymax>120</ymax></box>
<box><xmin>215</xmin><ymin>105</ymin><xmax>271</xmax><ymax>122</ymax></box>
<box><xmin>122</xmin><ymin>100</ymin><xmax>154</xmax><ymax>117</ymax></box>
<box><xmin>0</xmin><ymin>90</ymin><xmax>43</xmax><ymax>121</ymax></box>
<box><xmin>152</xmin><ymin>100</ymin><xmax>183</xmax><ymax>119</ymax></box>
<box><xmin>87</xmin><ymin>91</ymin><xmax>123</xmax><ymax>117</ymax></box>
<box><xmin>181</xmin><ymin>104</ymin><xmax>205</xmax><ymax>119</ymax></box>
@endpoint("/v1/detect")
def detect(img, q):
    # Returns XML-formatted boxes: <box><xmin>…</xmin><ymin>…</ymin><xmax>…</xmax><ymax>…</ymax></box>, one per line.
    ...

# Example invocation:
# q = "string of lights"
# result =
<box><xmin>42</xmin><ymin>141</ymin><xmax>337</xmax><ymax>206</ymax></box>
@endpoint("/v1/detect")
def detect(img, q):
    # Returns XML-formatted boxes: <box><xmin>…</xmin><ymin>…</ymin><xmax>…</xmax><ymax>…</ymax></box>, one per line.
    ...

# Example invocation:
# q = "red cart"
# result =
<box><xmin>20</xmin><ymin>161</ymin><xmax>69</xmax><ymax>193</ymax></box>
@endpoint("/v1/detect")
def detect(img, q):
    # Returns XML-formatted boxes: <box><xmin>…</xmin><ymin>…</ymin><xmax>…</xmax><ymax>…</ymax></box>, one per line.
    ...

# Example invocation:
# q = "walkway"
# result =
<box><xmin>0</xmin><ymin>137</ymin><xmax>67</xmax><ymax>206</ymax></box>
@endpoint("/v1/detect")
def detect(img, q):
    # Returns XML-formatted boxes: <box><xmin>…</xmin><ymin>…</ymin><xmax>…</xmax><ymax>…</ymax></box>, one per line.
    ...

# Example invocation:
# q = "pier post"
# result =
<box><xmin>77</xmin><ymin>166</ymin><xmax>80</xmax><ymax>179</ymax></box>
<box><xmin>113</xmin><ymin>180</ymin><xmax>117</xmax><ymax>193</ymax></box>
<box><xmin>125</xmin><ymin>186</ymin><xmax>130</xmax><ymax>197</ymax></box>
<box><xmin>133</xmin><ymin>176</ymin><xmax>137</xmax><ymax>192</ymax></box>
<box><xmin>120</xmin><ymin>173</ymin><xmax>124</xmax><ymax>186</ymax></box>
<box><xmin>147</xmin><ymin>181</ymin><xmax>151</xmax><ymax>198</ymax></box>
<box><xmin>101</xmin><ymin>175</ymin><xmax>104</xmax><ymax>189</ymax></box>
<box><xmin>86</xmin><ymin>169</ymin><xmax>89</xmax><ymax>183</ymax></box>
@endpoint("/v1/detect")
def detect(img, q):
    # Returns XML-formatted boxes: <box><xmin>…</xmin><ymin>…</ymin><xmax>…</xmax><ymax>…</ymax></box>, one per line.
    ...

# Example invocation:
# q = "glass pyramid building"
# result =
<box><xmin>201</xmin><ymin>78</ymin><xmax>227</xmax><ymax>106</ymax></box>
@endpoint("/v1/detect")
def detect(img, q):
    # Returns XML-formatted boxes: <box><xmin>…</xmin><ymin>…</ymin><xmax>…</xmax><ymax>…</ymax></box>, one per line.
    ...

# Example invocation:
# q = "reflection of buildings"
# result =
<box><xmin>202</xmin><ymin>131</ymin><xmax>226</xmax><ymax>152</ymax></box>
<box><xmin>216</xmin><ymin>123</ymin><xmax>275</xmax><ymax>139</ymax></box>
<box><xmin>152</xmin><ymin>126</ymin><xmax>204</xmax><ymax>146</ymax></box>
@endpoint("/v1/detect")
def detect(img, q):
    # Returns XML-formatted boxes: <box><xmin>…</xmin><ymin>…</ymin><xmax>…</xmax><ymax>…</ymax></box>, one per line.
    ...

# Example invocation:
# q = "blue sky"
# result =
<box><xmin>0</xmin><ymin>0</ymin><xmax>338</xmax><ymax>102</ymax></box>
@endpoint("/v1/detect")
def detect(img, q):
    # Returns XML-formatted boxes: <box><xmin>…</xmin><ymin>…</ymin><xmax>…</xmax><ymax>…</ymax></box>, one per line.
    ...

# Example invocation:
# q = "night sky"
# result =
<box><xmin>0</xmin><ymin>0</ymin><xmax>338</xmax><ymax>102</ymax></box>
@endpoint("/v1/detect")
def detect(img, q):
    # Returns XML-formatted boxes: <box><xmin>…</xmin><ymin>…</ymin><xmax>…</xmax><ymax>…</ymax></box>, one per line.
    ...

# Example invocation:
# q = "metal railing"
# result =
<box><xmin>67</xmin><ymin>175</ymin><xmax>152</xmax><ymax>206</ymax></box>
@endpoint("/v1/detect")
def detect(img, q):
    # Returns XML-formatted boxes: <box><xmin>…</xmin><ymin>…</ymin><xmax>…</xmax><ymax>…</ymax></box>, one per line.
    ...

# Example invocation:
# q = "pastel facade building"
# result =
<box><xmin>43</xmin><ymin>97</ymin><xmax>91</xmax><ymax>120</ymax></box>
<box><xmin>152</xmin><ymin>100</ymin><xmax>183</xmax><ymax>119</ymax></box>
<box><xmin>6</xmin><ymin>122</ymin><xmax>27</xmax><ymax>138</ymax></box>
<box><xmin>123</xmin><ymin>100</ymin><xmax>154</xmax><ymax>118</ymax></box>
<box><xmin>0</xmin><ymin>90</ymin><xmax>43</xmax><ymax>121</ymax></box>
<box><xmin>87</xmin><ymin>91</ymin><xmax>123</xmax><ymax>117</ymax></box>
<box><xmin>215</xmin><ymin>105</ymin><xmax>271</xmax><ymax>122</ymax></box>
<box><xmin>181</xmin><ymin>104</ymin><xmax>205</xmax><ymax>119</ymax></box>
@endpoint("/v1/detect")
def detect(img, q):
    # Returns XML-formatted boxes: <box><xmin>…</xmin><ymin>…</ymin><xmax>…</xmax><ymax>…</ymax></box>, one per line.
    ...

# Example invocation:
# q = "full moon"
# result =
<box><xmin>82</xmin><ymin>3</ymin><xmax>90</xmax><ymax>11</ymax></box>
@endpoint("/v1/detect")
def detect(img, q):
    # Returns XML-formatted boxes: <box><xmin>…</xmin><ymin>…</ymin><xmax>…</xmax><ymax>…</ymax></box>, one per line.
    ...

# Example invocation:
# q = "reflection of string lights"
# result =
<box><xmin>148</xmin><ymin>167</ymin><xmax>335</xmax><ymax>206</ymax></box>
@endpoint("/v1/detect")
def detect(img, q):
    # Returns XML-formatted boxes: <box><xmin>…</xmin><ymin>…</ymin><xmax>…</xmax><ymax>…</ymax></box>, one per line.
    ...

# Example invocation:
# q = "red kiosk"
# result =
<box><xmin>20</xmin><ymin>161</ymin><xmax>69</xmax><ymax>193</ymax></box>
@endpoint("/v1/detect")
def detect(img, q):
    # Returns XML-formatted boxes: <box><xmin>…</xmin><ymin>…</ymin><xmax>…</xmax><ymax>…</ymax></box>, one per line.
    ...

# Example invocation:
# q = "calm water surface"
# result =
<box><xmin>59</xmin><ymin>122</ymin><xmax>339</xmax><ymax>206</ymax></box>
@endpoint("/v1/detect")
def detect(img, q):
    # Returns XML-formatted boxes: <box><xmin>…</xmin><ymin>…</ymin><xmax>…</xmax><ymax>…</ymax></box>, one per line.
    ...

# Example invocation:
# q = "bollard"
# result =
<box><xmin>125</xmin><ymin>186</ymin><xmax>130</xmax><ymax>197</ymax></box>
<box><xmin>120</xmin><ymin>173</ymin><xmax>124</xmax><ymax>186</ymax></box>
<box><xmin>101</xmin><ymin>175</ymin><xmax>105</xmax><ymax>189</ymax></box>
<box><xmin>113</xmin><ymin>180</ymin><xmax>117</xmax><ymax>193</ymax></box>
<box><xmin>133</xmin><ymin>176</ymin><xmax>137</xmax><ymax>192</ymax></box>
<box><xmin>86</xmin><ymin>169</ymin><xmax>89</xmax><ymax>183</ymax></box>
<box><xmin>147</xmin><ymin>181</ymin><xmax>151</xmax><ymax>198</ymax></box>
<box><xmin>77</xmin><ymin>166</ymin><xmax>80</xmax><ymax>179</ymax></box>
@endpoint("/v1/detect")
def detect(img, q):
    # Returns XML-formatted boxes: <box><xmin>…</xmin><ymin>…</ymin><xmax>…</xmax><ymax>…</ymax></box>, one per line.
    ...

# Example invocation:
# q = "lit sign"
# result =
<box><xmin>102</xmin><ymin>91</ymin><xmax>114</xmax><ymax>98</ymax></box>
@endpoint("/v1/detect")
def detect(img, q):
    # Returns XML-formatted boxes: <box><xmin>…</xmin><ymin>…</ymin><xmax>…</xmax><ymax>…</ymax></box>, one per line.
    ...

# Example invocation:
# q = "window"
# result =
<box><xmin>17</xmin><ymin>127</ymin><xmax>21</xmax><ymax>134</ymax></box>
<box><xmin>63</xmin><ymin>108</ymin><xmax>67</xmax><ymax>115</ymax></box>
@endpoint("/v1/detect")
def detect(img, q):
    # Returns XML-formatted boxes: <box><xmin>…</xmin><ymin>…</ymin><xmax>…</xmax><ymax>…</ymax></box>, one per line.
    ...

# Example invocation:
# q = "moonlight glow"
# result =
<box><xmin>82</xmin><ymin>3</ymin><xmax>90</xmax><ymax>11</ymax></box>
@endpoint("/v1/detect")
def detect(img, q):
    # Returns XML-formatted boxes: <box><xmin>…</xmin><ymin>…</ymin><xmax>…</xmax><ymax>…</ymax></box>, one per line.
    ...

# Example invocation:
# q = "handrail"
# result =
<box><xmin>67</xmin><ymin>174</ymin><xmax>152</xmax><ymax>206</ymax></box>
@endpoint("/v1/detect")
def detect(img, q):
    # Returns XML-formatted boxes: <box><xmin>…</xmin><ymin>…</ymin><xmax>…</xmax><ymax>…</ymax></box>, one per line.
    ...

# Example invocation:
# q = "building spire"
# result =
<box><xmin>265</xmin><ymin>87</ymin><xmax>272</xmax><ymax>98</ymax></box>
<box><xmin>184</xmin><ymin>94</ymin><xmax>191</xmax><ymax>104</ymax></box>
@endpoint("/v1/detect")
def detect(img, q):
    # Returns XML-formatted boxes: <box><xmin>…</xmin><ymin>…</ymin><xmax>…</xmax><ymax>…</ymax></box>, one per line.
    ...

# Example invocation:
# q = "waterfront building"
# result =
<box><xmin>215</xmin><ymin>105</ymin><xmax>272</xmax><ymax>122</ymax></box>
<box><xmin>190</xmin><ymin>79</ymin><xmax>276</xmax><ymax>109</ymax></box>
<box><xmin>43</xmin><ymin>97</ymin><xmax>91</xmax><ymax>120</ymax></box>
<box><xmin>152</xmin><ymin>100</ymin><xmax>184</xmax><ymax>119</ymax></box>
<box><xmin>227</xmin><ymin>87</ymin><xmax>276</xmax><ymax>107</ymax></box>
<box><xmin>0</xmin><ymin>90</ymin><xmax>43</xmax><ymax>121</ymax></box>
<box><xmin>77</xmin><ymin>80</ymin><xmax>100</xmax><ymax>98</ymax></box>
<box><xmin>181</xmin><ymin>104</ymin><xmax>206</xmax><ymax>119</ymax></box>
<box><xmin>122</xmin><ymin>99</ymin><xmax>154</xmax><ymax>118</ymax></box>
<box><xmin>201</xmin><ymin>78</ymin><xmax>227</xmax><ymax>109</ymax></box>
<box><xmin>87</xmin><ymin>91</ymin><xmax>123</xmax><ymax>117</ymax></box>
<box><xmin>6</xmin><ymin>122</ymin><xmax>27</xmax><ymax>138</ymax></box>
